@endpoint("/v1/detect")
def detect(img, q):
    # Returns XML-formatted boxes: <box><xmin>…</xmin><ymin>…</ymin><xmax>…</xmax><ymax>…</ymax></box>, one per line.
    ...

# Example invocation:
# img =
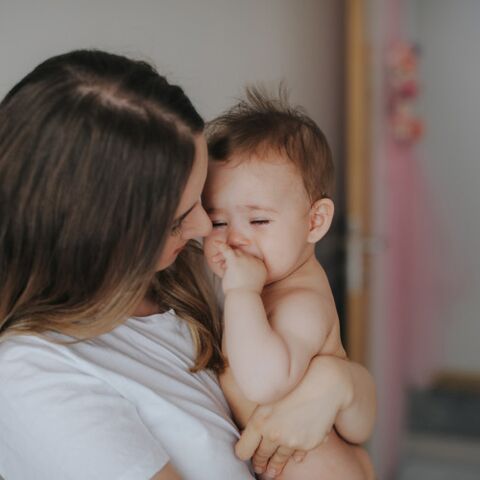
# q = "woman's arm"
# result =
<box><xmin>0</xmin><ymin>342</ymin><xmax>172</xmax><ymax>480</ymax></box>
<box><xmin>235</xmin><ymin>355</ymin><xmax>376</xmax><ymax>476</ymax></box>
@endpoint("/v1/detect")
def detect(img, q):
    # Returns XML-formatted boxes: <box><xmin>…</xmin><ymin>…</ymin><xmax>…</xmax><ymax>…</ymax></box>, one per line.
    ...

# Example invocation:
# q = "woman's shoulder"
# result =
<box><xmin>0</xmin><ymin>310</ymin><xmax>197</xmax><ymax>408</ymax></box>
<box><xmin>0</xmin><ymin>332</ymin><xmax>173</xmax><ymax>480</ymax></box>
<box><xmin>0</xmin><ymin>334</ymin><xmax>64</xmax><ymax>367</ymax></box>
<box><xmin>0</xmin><ymin>309</ymin><xmax>181</xmax><ymax>368</ymax></box>
<box><xmin>0</xmin><ymin>310</ymin><xmax>194</xmax><ymax>399</ymax></box>
<box><xmin>0</xmin><ymin>334</ymin><xmax>82</xmax><ymax>399</ymax></box>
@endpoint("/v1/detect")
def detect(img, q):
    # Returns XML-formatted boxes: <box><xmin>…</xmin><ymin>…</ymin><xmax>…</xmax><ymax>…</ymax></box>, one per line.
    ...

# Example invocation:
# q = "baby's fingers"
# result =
<box><xmin>215</xmin><ymin>241</ymin><xmax>231</xmax><ymax>253</ymax></box>
<box><xmin>211</xmin><ymin>251</ymin><xmax>225</xmax><ymax>262</ymax></box>
<box><xmin>292</xmin><ymin>449</ymin><xmax>307</xmax><ymax>463</ymax></box>
<box><xmin>263</xmin><ymin>446</ymin><xmax>295</xmax><ymax>478</ymax></box>
<box><xmin>216</xmin><ymin>242</ymin><xmax>237</xmax><ymax>263</ymax></box>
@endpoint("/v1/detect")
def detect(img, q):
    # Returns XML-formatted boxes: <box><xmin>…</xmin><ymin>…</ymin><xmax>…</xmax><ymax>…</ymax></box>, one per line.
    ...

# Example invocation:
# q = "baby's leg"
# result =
<box><xmin>260</xmin><ymin>430</ymin><xmax>374</xmax><ymax>480</ymax></box>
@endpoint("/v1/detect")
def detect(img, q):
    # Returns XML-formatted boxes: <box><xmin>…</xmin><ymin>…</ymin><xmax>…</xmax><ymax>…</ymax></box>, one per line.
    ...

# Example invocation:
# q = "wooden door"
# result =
<box><xmin>345</xmin><ymin>0</ymin><xmax>371</xmax><ymax>365</ymax></box>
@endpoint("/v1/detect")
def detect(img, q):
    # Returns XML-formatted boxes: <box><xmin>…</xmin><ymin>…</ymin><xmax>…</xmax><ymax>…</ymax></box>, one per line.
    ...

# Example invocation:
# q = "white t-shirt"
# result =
<box><xmin>0</xmin><ymin>310</ymin><xmax>254</xmax><ymax>479</ymax></box>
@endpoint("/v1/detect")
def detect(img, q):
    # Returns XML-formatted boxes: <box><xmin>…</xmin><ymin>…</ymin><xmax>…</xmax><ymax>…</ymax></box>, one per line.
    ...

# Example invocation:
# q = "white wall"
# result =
<box><xmin>415</xmin><ymin>0</ymin><xmax>480</xmax><ymax>373</ymax></box>
<box><xmin>0</xmin><ymin>0</ymin><xmax>344</xmax><ymax>159</ymax></box>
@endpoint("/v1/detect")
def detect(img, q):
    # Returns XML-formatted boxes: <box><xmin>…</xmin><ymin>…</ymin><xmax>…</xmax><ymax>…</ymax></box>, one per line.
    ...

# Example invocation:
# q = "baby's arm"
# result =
<box><xmin>335</xmin><ymin>359</ymin><xmax>376</xmax><ymax>444</ymax></box>
<box><xmin>218</xmin><ymin>244</ymin><xmax>330</xmax><ymax>404</ymax></box>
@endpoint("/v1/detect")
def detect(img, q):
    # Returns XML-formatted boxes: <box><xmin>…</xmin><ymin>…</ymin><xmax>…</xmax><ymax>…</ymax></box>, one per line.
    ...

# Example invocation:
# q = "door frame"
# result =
<box><xmin>345</xmin><ymin>0</ymin><xmax>371</xmax><ymax>365</ymax></box>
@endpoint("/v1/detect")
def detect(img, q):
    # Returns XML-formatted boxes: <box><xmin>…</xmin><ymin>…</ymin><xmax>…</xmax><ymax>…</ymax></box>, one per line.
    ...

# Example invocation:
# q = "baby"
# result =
<box><xmin>203</xmin><ymin>88</ymin><xmax>374</xmax><ymax>480</ymax></box>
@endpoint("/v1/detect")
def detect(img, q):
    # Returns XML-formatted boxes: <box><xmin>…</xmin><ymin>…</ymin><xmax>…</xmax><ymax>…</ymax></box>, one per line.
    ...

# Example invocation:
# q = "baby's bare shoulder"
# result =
<box><xmin>270</xmin><ymin>286</ymin><xmax>343</xmax><ymax>356</ymax></box>
<box><xmin>270</xmin><ymin>285</ymin><xmax>337</xmax><ymax>327</ymax></box>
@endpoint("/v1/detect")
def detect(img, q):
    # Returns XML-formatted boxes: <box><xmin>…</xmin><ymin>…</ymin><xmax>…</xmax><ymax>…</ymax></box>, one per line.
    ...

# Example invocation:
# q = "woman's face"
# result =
<box><xmin>155</xmin><ymin>134</ymin><xmax>212</xmax><ymax>271</ymax></box>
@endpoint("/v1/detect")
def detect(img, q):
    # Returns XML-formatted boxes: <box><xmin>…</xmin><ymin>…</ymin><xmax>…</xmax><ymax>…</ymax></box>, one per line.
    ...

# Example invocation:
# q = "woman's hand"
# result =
<box><xmin>235</xmin><ymin>356</ymin><xmax>376</xmax><ymax>477</ymax></box>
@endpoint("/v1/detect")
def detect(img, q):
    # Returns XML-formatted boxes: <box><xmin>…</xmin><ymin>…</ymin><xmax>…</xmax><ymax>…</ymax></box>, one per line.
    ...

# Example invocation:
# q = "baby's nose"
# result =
<box><xmin>227</xmin><ymin>229</ymin><xmax>250</xmax><ymax>248</ymax></box>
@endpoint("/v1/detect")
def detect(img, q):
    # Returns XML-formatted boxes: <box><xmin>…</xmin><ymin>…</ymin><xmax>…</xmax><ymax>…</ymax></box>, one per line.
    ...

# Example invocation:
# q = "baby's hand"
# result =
<box><xmin>212</xmin><ymin>242</ymin><xmax>267</xmax><ymax>294</ymax></box>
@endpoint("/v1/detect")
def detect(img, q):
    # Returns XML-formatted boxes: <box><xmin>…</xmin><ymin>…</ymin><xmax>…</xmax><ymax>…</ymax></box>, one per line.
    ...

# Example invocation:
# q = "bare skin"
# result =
<box><xmin>204</xmin><ymin>154</ymin><xmax>375</xmax><ymax>479</ymax></box>
<box><xmin>150</xmin><ymin>463</ymin><xmax>182</xmax><ymax>480</ymax></box>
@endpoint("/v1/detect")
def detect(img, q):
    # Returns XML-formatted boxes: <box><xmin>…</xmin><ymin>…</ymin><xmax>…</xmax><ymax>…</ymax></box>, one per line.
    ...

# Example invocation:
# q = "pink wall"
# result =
<box><xmin>367</xmin><ymin>0</ymin><xmax>448</xmax><ymax>477</ymax></box>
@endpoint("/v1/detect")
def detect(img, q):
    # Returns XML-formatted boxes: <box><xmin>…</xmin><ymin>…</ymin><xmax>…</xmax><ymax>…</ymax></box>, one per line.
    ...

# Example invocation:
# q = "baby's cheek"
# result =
<box><xmin>203</xmin><ymin>235</ymin><xmax>214</xmax><ymax>255</ymax></box>
<box><xmin>203</xmin><ymin>239</ymin><xmax>219</xmax><ymax>273</ymax></box>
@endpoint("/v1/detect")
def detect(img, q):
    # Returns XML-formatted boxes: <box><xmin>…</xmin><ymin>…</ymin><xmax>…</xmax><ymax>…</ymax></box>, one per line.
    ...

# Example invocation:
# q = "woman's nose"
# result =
<box><xmin>182</xmin><ymin>204</ymin><xmax>212</xmax><ymax>239</ymax></box>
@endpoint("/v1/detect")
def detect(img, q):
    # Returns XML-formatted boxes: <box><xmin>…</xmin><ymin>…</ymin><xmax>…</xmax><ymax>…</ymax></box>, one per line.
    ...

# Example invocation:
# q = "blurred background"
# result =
<box><xmin>1</xmin><ymin>1</ymin><xmax>479</xmax><ymax>479</ymax></box>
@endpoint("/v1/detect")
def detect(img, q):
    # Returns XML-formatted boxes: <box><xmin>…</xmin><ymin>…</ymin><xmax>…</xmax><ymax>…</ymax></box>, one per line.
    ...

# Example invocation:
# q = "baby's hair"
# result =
<box><xmin>206</xmin><ymin>84</ymin><xmax>334</xmax><ymax>201</ymax></box>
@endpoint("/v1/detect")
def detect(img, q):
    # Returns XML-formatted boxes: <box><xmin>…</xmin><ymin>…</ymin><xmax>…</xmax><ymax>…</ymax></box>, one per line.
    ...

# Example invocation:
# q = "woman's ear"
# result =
<box><xmin>307</xmin><ymin>198</ymin><xmax>334</xmax><ymax>243</ymax></box>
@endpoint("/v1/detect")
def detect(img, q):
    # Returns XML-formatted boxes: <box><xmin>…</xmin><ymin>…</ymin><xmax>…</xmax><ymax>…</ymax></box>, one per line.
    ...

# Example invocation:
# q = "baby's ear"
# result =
<box><xmin>307</xmin><ymin>198</ymin><xmax>334</xmax><ymax>243</ymax></box>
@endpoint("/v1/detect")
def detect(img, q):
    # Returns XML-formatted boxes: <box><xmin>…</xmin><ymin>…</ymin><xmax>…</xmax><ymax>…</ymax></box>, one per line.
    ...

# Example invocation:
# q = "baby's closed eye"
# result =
<box><xmin>212</xmin><ymin>221</ymin><xmax>228</xmax><ymax>228</ymax></box>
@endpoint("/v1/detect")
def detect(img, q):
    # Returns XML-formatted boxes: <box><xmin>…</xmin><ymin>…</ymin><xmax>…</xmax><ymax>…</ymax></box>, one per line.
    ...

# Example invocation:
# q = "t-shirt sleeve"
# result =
<box><xmin>0</xmin><ymin>342</ymin><xmax>170</xmax><ymax>480</ymax></box>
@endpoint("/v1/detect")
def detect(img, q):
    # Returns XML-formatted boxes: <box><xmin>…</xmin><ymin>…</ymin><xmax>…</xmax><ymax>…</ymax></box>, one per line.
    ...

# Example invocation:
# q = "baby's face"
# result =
<box><xmin>203</xmin><ymin>152</ymin><xmax>314</xmax><ymax>284</ymax></box>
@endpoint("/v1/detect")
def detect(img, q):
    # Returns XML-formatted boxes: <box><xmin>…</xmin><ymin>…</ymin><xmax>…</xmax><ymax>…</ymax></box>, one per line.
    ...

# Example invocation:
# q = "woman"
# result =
<box><xmin>0</xmin><ymin>50</ymin><xmax>375</xmax><ymax>479</ymax></box>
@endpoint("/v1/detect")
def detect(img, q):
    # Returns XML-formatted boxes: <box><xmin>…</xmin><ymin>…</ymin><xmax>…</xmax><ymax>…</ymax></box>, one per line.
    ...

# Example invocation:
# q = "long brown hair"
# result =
<box><xmin>153</xmin><ymin>241</ymin><xmax>224</xmax><ymax>373</ymax></box>
<box><xmin>0</xmin><ymin>50</ymin><xmax>223</xmax><ymax>372</ymax></box>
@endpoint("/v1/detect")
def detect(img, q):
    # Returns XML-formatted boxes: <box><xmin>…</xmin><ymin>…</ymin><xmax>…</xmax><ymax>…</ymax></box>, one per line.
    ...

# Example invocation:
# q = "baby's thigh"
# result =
<box><xmin>264</xmin><ymin>431</ymin><xmax>374</xmax><ymax>480</ymax></box>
